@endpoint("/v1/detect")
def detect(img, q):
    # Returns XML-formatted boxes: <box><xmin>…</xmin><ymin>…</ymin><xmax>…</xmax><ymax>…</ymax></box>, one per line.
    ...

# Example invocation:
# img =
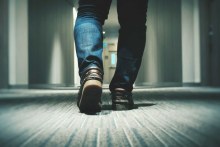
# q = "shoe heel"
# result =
<box><xmin>112</xmin><ymin>103</ymin><xmax>129</xmax><ymax>111</ymax></box>
<box><xmin>79</xmin><ymin>80</ymin><xmax>102</xmax><ymax>113</ymax></box>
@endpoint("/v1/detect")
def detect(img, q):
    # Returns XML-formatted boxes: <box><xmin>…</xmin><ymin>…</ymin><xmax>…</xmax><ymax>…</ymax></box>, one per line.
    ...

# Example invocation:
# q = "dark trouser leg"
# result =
<box><xmin>109</xmin><ymin>0</ymin><xmax>148</xmax><ymax>92</ymax></box>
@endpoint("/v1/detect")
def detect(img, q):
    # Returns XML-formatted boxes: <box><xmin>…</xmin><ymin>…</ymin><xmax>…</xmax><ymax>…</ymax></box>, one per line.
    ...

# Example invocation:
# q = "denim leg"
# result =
<box><xmin>109</xmin><ymin>0</ymin><xmax>148</xmax><ymax>92</ymax></box>
<box><xmin>74</xmin><ymin>18</ymin><xmax>103</xmax><ymax>77</ymax></box>
<box><xmin>74</xmin><ymin>0</ymin><xmax>112</xmax><ymax>77</ymax></box>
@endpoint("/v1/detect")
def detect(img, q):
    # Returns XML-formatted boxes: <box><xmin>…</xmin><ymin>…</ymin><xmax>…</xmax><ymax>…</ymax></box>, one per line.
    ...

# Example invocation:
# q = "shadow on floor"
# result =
<box><xmin>102</xmin><ymin>103</ymin><xmax>156</xmax><ymax>111</ymax></box>
<box><xmin>83</xmin><ymin>103</ymin><xmax>156</xmax><ymax>115</ymax></box>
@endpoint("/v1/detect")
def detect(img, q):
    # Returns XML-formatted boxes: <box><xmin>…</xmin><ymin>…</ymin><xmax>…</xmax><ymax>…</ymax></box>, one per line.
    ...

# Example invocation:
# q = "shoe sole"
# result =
<box><xmin>112</xmin><ymin>100</ymin><xmax>134</xmax><ymax>111</ymax></box>
<box><xmin>79</xmin><ymin>80</ymin><xmax>102</xmax><ymax>113</ymax></box>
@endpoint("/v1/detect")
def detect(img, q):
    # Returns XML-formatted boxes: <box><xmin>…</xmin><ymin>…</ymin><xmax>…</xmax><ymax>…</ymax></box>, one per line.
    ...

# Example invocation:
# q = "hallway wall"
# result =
<box><xmin>0</xmin><ymin>0</ymin><xmax>9</xmax><ymax>88</ymax></box>
<box><xmin>8</xmin><ymin>0</ymin><xmax>29</xmax><ymax>85</ymax></box>
<box><xmin>181</xmin><ymin>0</ymin><xmax>200</xmax><ymax>83</ymax></box>
<box><xmin>28</xmin><ymin>0</ymin><xmax>75</xmax><ymax>85</ymax></box>
<box><xmin>210</xmin><ymin>0</ymin><xmax>220</xmax><ymax>86</ymax></box>
<box><xmin>136</xmin><ymin>0</ymin><xmax>182</xmax><ymax>85</ymax></box>
<box><xmin>200</xmin><ymin>0</ymin><xmax>220</xmax><ymax>86</ymax></box>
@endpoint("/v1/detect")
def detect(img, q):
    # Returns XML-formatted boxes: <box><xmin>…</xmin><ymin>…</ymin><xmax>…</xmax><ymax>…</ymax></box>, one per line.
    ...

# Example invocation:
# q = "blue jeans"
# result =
<box><xmin>74</xmin><ymin>0</ymin><xmax>148</xmax><ymax>92</ymax></box>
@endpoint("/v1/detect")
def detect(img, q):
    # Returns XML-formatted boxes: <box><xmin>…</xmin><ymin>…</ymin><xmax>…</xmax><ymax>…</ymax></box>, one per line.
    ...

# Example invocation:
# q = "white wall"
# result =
<box><xmin>136</xmin><ymin>0</ymin><xmax>182</xmax><ymax>86</ymax></box>
<box><xmin>181</xmin><ymin>0</ymin><xmax>201</xmax><ymax>83</ymax></box>
<box><xmin>8</xmin><ymin>0</ymin><xmax>28</xmax><ymax>85</ymax></box>
<box><xmin>28</xmin><ymin>0</ymin><xmax>75</xmax><ymax>85</ymax></box>
<box><xmin>73</xmin><ymin>7</ymin><xmax>80</xmax><ymax>86</ymax></box>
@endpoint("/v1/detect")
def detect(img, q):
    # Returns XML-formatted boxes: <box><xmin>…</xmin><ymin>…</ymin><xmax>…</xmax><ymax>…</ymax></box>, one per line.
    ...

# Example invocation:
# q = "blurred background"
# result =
<box><xmin>0</xmin><ymin>0</ymin><xmax>220</xmax><ymax>89</ymax></box>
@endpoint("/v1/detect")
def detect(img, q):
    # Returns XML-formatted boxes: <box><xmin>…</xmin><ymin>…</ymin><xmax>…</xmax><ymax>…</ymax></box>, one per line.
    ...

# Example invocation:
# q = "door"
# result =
<box><xmin>200</xmin><ymin>0</ymin><xmax>220</xmax><ymax>86</ymax></box>
<box><xmin>210</xmin><ymin>0</ymin><xmax>220</xmax><ymax>86</ymax></box>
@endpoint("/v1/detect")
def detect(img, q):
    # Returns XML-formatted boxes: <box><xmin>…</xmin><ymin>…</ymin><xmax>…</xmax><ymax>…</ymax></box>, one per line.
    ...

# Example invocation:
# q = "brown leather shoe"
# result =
<box><xmin>77</xmin><ymin>68</ymin><xmax>103</xmax><ymax>113</ymax></box>
<box><xmin>111</xmin><ymin>88</ymin><xmax>134</xmax><ymax>111</ymax></box>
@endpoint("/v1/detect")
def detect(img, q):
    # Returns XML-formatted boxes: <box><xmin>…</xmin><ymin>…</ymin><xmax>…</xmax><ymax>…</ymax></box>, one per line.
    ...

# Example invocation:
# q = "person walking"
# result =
<box><xmin>74</xmin><ymin>0</ymin><xmax>148</xmax><ymax>113</ymax></box>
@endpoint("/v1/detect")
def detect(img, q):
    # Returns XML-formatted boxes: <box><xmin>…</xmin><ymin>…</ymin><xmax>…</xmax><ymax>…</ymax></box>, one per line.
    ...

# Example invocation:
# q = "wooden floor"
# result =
<box><xmin>0</xmin><ymin>87</ymin><xmax>220</xmax><ymax>147</ymax></box>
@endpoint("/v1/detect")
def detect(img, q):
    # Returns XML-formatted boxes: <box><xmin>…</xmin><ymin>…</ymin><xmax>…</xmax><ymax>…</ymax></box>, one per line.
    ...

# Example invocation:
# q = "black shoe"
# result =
<box><xmin>111</xmin><ymin>89</ymin><xmax>134</xmax><ymax>111</ymax></box>
<box><xmin>77</xmin><ymin>68</ymin><xmax>103</xmax><ymax>113</ymax></box>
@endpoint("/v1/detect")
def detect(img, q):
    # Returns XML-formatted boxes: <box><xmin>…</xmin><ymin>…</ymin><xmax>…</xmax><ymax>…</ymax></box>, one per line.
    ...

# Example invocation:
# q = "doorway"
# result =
<box><xmin>103</xmin><ymin>43</ymin><xmax>117</xmax><ymax>84</ymax></box>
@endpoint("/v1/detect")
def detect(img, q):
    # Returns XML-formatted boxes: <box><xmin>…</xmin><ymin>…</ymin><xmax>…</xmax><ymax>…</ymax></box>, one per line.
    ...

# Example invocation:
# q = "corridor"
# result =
<box><xmin>1</xmin><ymin>0</ymin><xmax>220</xmax><ymax>146</ymax></box>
